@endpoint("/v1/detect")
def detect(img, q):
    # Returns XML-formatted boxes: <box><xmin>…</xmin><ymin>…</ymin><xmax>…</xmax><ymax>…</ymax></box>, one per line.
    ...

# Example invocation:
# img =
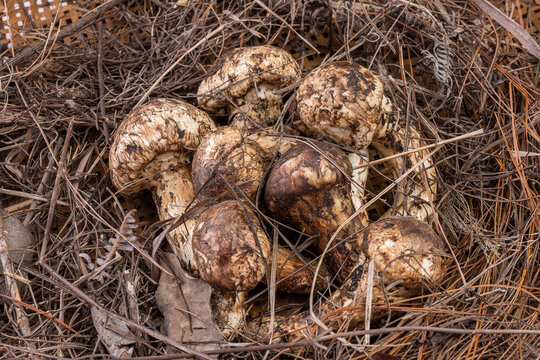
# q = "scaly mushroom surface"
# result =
<box><xmin>197</xmin><ymin>45</ymin><xmax>301</xmax><ymax>132</ymax></box>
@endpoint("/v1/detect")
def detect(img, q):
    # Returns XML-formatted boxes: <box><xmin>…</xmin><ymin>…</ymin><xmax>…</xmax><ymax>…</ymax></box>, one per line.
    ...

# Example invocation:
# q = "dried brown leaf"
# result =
<box><xmin>156</xmin><ymin>252</ymin><xmax>222</xmax><ymax>356</ymax></box>
<box><xmin>0</xmin><ymin>209</ymin><xmax>35</xmax><ymax>274</ymax></box>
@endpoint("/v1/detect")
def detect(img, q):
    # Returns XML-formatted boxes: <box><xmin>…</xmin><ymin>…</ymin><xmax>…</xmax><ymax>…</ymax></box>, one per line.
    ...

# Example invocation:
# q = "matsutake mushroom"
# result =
<box><xmin>192</xmin><ymin>200</ymin><xmax>330</xmax><ymax>294</ymax></box>
<box><xmin>192</xmin><ymin>126</ymin><xmax>297</xmax><ymax>201</ymax></box>
<box><xmin>197</xmin><ymin>45</ymin><xmax>301</xmax><ymax>132</ymax></box>
<box><xmin>109</xmin><ymin>98</ymin><xmax>215</xmax><ymax>275</ymax></box>
<box><xmin>248</xmin><ymin>216</ymin><xmax>448</xmax><ymax>341</ymax></box>
<box><xmin>296</xmin><ymin>62</ymin><xmax>437</xmax><ymax>222</ymax></box>
<box><xmin>264</xmin><ymin>141</ymin><xmax>367</xmax><ymax>282</ymax></box>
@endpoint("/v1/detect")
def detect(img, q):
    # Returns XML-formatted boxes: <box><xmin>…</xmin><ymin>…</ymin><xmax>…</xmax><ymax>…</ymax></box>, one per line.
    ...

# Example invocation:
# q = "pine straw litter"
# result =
<box><xmin>0</xmin><ymin>0</ymin><xmax>539</xmax><ymax>359</ymax></box>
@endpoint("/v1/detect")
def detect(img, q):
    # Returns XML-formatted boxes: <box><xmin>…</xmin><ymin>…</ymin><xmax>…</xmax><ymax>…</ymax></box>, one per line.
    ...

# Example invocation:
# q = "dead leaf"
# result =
<box><xmin>0</xmin><ymin>209</ymin><xmax>36</xmax><ymax>274</ymax></box>
<box><xmin>156</xmin><ymin>252</ymin><xmax>222</xmax><ymax>356</ymax></box>
<box><xmin>91</xmin><ymin>306</ymin><xmax>135</xmax><ymax>358</ymax></box>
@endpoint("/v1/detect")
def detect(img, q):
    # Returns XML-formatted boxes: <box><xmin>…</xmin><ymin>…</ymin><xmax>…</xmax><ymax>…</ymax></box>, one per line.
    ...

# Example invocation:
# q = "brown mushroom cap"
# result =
<box><xmin>264</xmin><ymin>142</ymin><xmax>354</xmax><ymax>238</ymax></box>
<box><xmin>109</xmin><ymin>98</ymin><xmax>216</xmax><ymax>194</ymax></box>
<box><xmin>197</xmin><ymin>45</ymin><xmax>301</xmax><ymax>114</ymax></box>
<box><xmin>192</xmin><ymin>126</ymin><xmax>266</xmax><ymax>199</ymax></box>
<box><xmin>264</xmin><ymin>142</ymin><xmax>352</xmax><ymax>215</ymax></box>
<box><xmin>192</xmin><ymin>200</ymin><xmax>271</xmax><ymax>292</ymax></box>
<box><xmin>296</xmin><ymin>62</ymin><xmax>384</xmax><ymax>150</ymax></box>
<box><xmin>360</xmin><ymin>216</ymin><xmax>447</xmax><ymax>287</ymax></box>
<box><xmin>264</xmin><ymin>142</ymin><xmax>364</xmax><ymax>279</ymax></box>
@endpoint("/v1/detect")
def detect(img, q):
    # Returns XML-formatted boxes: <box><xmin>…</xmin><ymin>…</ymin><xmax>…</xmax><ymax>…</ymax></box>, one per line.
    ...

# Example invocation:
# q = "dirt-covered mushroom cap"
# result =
<box><xmin>192</xmin><ymin>126</ymin><xmax>266</xmax><ymax>199</ymax></box>
<box><xmin>264</xmin><ymin>142</ymin><xmax>353</xmax><ymax>223</ymax></box>
<box><xmin>296</xmin><ymin>62</ymin><xmax>385</xmax><ymax>150</ymax></box>
<box><xmin>109</xmin><ymin>98</ymin><xmax>215</xmax><ymax>194</ymax></box>
<box><xmin>192</xmin><ymin>200</ymin><xmax>271</xmax><ymax>292</ymax></box>
<box><xmin>197</xmin><ymin>45</ymin><xmax>300</xmax><ymax>113</ymax></box>
<box><xmin>361</xmin><ymin>216</ymin><xmax>447</xmax><ymax>286</ymax></box>
<box><xmin>264</xmin><ymin>142</ymin><xmax>363</xmax><ymax>277</ymax></box>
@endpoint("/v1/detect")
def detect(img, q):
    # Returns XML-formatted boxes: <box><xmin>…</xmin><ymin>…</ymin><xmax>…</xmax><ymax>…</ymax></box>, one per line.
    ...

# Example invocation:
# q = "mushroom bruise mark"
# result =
<box><xmin>175</xmin><ymin>128</ymin><xmax>185</xmax><ymax>139</ymax></box>
<box><xmin>345</xmin><ymin>263</ymin><xmax>365</xmax><ymax>293</ymax></box>
<box><xmin>125</xmin><ymin>143</ymin><xmax>141</xmax><ymax>155</ymax></box>
<box><xmin>383</xmin><ymin>222</ymin><xmax>395</xmax><ymax>229</ymax></box>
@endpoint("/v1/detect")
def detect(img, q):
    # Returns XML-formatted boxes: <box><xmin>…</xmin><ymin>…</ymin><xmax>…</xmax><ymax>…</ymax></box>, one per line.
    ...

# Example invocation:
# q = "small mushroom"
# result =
<box><xmin>249</xmin><ymin>217</ymin><xmax>448</xmax><ymax>341</ymax></box>
<box><xmin>197</xmin><ymin>45</ymin><xmax>301</xmax><ymax>132</ymax></box>
<box><xmin>296</xmin><ymin>62</ymin><xmax>437</xmax><ymax>222</ymax></box>
<box><xmin>109</xmin><ymin>98</ymin><xmax>216</xmax><ymax>275</ymax></box>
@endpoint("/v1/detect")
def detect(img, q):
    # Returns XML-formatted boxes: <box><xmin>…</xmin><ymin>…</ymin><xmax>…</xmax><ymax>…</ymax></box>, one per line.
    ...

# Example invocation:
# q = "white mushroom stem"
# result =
<box><xmin>212</xmin><ymin>290</ymin><xmax>248</xmax><ymax>339</ymax></box>
<box><xmin>372</xmin><ymin>96</ymin><xmax>437</xmax><ymax>222</ymax></box>
<box><xmin>348</xmin><ymin>150</ymin><xmax>370</xmax><ymax>228</ymax></box>
<box><xmin>146</xmin><ymin>154</ymin><xmax>199</xmax><ymax>275</ymax></box>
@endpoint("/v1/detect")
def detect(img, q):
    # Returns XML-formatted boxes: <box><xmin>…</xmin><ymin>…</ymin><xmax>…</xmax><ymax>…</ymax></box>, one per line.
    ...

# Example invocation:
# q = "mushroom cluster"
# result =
<box><xmin>109</xmin><ymin>45</ymin><xmax>448</xmax><ymax>342</ymax></box>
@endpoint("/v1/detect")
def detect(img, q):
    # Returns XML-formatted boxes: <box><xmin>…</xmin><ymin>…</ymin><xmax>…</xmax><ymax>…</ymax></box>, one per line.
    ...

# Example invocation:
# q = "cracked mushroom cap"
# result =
<box><xmin>192</xmin><ymin>200</ymin><xmax>271</xmax><ymax>292</ymax></box>
<box><xmin>197</xmin><ymin>45</ymin><xmax>301</xmax><ymax>113</ymax></box>
<box><xmin>361</xmin><ymin>217</ymin><xmax>447</xmax><ymax>287</ymax></box>
<box><xmin>296</xmin><ymin>62</ymin><xmax>385</xmax><ymax>150</ymax></box>
<box><xmin>192</xmin><ymin>126</ymin><xmax>266</xmax><ymax>199</ymax></box>
<box><xmin>109</xmin><ymin>98</ymin><xmax>216</xmax><ymax>194</ymax></box>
